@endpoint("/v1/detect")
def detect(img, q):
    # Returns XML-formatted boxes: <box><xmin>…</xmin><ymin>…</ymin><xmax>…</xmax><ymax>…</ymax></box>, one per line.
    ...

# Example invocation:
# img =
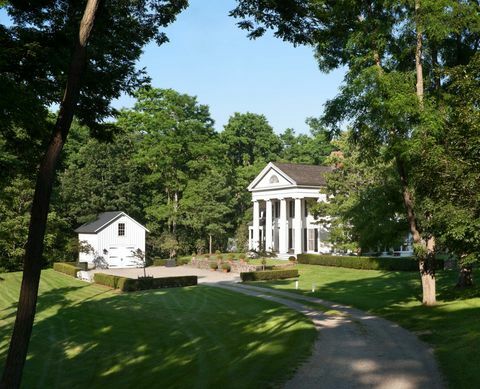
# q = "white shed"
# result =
<box><xmin>75</xmin><ymin>211</ymin><xmax>149</xmax><ymax>268</ymax></box>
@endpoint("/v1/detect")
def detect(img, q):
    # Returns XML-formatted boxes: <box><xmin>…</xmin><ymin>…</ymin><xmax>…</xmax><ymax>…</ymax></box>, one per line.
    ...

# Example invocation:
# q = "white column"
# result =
<box><xmin>252</xmin><ymin>200</ymin><xmax>260</xmax><ymax>251</ymax></box>
<box><xmin>294</xmin><ymin>198</ymin><xmax>303</xmax><ymax>255</ymax></box>
<box><xmin>279</xmin><ymin>198</ymin><xmax>288</xmax><ymax>254</ymax></box>
<box><xmin>265</xmin><ymin>199</ymin><xmax>273</xmax><ymax>251</ymax></box>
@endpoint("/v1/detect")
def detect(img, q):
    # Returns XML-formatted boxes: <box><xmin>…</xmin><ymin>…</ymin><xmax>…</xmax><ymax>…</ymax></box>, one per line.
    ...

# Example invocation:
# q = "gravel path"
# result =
<box><xmin>87</xmin><ymin>265</ymin><xmax>240</xmax><ymax>284</ymax></box>
<box><xmin>214</xmin><ymin>283</ymin><xmax>445</xmax><ymax>389</ymax></box>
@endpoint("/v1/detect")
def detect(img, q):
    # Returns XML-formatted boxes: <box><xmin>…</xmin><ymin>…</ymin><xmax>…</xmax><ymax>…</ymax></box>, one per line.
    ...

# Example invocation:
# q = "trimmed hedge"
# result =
<box><xmin>94</xmin><ymin>273</ymin><xmax>197</xmax><ymax>292</ymax></box>
<box><xmin>297</xmin><ymin>254</ymin><xmax>444</xmax><ymax>271</ymax></box>
<box><xmin>93</xmin><ymin>273</ymin><xmax>129</xmax><ymax>289</ymax></box>
<box><xmin>153</xmin><ymin>259</ymin><xmax>166</xmax><ymax>267</ymax></box>
<box><xmin>240</xmin><ymin>269</ymin><xmax>299</xmax><ymax>282</ymax></box>
<box><xmin>53</xmin><ymin>262</ymin><xmax>81</xmax><ymax>277</ymax></box>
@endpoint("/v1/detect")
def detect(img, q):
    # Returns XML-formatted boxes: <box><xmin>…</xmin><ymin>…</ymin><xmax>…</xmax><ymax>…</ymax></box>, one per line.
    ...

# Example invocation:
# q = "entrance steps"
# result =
<box><xmin>275</xmin><ymin>253</ymin><xmax>294</xmax><ymax>260</ymax></box>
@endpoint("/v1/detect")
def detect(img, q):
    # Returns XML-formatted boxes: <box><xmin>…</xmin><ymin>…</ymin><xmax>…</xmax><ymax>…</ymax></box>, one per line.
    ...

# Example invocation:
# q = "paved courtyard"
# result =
<box><xmin>88</xmin><ymin>265</ymin><xmax>240</xmax><ymax>284</ymax></box>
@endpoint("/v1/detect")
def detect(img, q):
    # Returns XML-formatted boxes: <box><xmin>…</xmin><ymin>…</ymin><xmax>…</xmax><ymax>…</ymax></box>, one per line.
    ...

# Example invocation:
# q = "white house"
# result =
<box><xmin>248</xmin><ymin>162</ymin><xmax>414</xmax><ymax>258</ymax></box>
<box><xmin>248</xmin><ymin>162</ymin><xmax>333</xmax><ymax>258</ymax></box>
<box><xmin>75</xmin><ymin>211</ymin><xmax>149</xmax><ymax>268</ymax></box>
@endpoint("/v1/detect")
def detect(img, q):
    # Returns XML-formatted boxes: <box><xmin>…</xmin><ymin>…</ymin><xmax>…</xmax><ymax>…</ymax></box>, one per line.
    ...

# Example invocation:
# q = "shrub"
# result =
<box><xmin>94</xmin><ymin>273</ymin><xmax>197</xmax><ymax>291</ymax></box>
<box><xmin>215</xmin><ymin>250</ymin><xmax>221</xmax><ymax>255</ymax></box>
<box><xmin>204</xmin><ymin>254</ymin><xmax>211</xmax><ymax>259</ymax></box>
<box><xmin>288</xmin><ymin>256</ymin><xmax>297</xmax><ymax>262</ymax></box>
<box><xmin>240</xmin><ymin>269</ymin><xmax>299</xmax><ymax>282</ymax></box>
<box><xmin>221</xmin><ymin>263</ymin><xmax>231</xmax><ymax>272</ymax></box>
<box><xmin>93</xmin><ymin>273</ymin><xmax>129</xmax><ymax>289</ymax></box>
<box><xmin>153</xmin><ymin>258</ymin><xmax>166</xmax><ymax>267</ymax></box>
<box><xmin>216</xmin><ymin>254</ymin><xmax>223</xmax><ymax>261</ymax></box>
<box><xmin>239</xmin><ymin>253</ymin><xmax>246</xmax><ymax>260</ymax></box>
<box><xmin>210</xmin><ymin>262</ymin><xmax>218</xmax><ymax>270</ymax></box>
<box><xmin>176</xmin><ymin>257</ymin><xmax>191</xmax><ymax>266</ymax></box>
<box><xmin>53</xmin><ymin>262</ymin><xmax>81</xmax><ymax>277</ymax></box>
<box><xmin>297</xmin><ymin>254</ymin><xmax>444</xmax><ymax>271</ymax></box>
<box><xmin>227</xmin><ymin>253</ymin><xmax>235</xmax><ymax>261</ymax></box>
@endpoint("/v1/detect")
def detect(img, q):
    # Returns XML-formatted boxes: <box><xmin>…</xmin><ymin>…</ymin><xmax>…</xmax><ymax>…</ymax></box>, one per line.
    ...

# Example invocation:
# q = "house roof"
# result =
<box><xmin>74</xmin><ymin>211</ymin><xmax>149</xmax><ymax>234</ymax></box>
<box><xmin>272</xmin><ymin>163</ymin><xmax>333</xmax><ymax>186</ymax></box>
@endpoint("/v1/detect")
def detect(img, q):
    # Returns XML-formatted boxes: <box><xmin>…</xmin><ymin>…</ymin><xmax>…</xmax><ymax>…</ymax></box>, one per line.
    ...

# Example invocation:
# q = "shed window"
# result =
<box><xmin>118</xmin><ymin>223</ymin><xmax>125</xmax><ymax>236</ymax></box>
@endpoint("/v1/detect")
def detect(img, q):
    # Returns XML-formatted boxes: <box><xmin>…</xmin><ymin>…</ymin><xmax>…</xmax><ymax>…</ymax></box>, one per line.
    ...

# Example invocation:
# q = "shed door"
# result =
<box><xmin>108</xmin><ymin>246</ymin><xmax>136</xmax><ymax>267</ymax></box>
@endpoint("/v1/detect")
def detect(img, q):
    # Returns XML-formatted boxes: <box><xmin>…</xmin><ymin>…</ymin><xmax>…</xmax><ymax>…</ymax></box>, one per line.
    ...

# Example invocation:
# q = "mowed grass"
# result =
<box><xmin>0</xmin><ymin>270</ymin><xmax>316</xmax><ymax>389</ymax></box>
<box><xmin>249</xmin><ymin>265</ymin><xmax>480</xmax><ymax>388</ymax></box>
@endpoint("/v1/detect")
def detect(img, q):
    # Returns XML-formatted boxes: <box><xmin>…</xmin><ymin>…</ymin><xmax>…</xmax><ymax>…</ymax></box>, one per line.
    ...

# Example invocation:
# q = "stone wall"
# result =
<box><xmin>188</xmin><ymin>258</ymin><xmax>259</xmax><ymax>273</ymax></box>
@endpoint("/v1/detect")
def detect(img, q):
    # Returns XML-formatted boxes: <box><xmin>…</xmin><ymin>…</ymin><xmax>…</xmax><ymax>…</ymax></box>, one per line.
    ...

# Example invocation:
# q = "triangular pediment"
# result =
<box><xmin>248</xmin><ymin>162</ymin><xmax>296</xmax><ymax>191</ymax></box>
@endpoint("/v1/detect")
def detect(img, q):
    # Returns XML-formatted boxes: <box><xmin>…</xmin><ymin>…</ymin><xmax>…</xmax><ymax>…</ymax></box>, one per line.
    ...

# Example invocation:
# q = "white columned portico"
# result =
<box><xmin>265</xmin><ymin>199</ymin><xmax>273</xmax><ymax>251</ymax></box>
<box><xmin>279</xmin><ymin>198</ymin><xmax>288</xmax><ymax>254</ymax></box>
<box><xmin>294</xmin><ymin>198</ymin><xmax>303</xmax><ymax>255</ymax></box>
<box><xmin>253</xmin><ymin>200</ymin><xmax>260</xmax><ymax>250</ymax></box>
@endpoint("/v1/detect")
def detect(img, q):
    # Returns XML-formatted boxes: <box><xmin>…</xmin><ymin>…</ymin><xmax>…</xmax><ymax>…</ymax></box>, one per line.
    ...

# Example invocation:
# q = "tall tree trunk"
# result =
<box><xmin>209</xmin><ymin>234</ymin><xmax>212</xmax><ymax>255</ymax></box>
<box><xmin>173</xmin><ymin>190</ymin><xmax>178</xmax><ymax>235</ymax></box>
<box><xmin>0</xmin><ymin>1</ymin><xmax>101</xmax><ymax>388</ymax></box>
<box><xmin>415</xmin><ymin>0</ymin><xmax>424</xmax><ymax>107</ymax></box>
<box><xmin>412</xmin><ymin>0</ymin><xmax>436</xmax><ymax>306</ymax></box>
<box><xmin>396</xmin><ymin>157</ymin><xmax>436</xmax><ymax>305</ymax></box>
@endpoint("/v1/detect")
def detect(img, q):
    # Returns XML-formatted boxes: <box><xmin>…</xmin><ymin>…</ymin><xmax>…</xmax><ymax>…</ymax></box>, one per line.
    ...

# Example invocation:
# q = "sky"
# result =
<box><xmin>1</xmin><ymin>0</ymin><xmax>345</xmax><ymax>134</ymax></box>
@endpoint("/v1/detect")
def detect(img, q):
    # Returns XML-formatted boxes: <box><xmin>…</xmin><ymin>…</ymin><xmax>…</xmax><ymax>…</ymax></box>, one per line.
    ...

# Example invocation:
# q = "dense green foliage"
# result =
<box><xmin>297</xmin><ymin>254</ymin><xmax>445</xmax><ymax>272</ymax></box>
<box><xmin>0</xmin><ymin>86</ymin><xmax>334</xmax><ymax>271</ymax></box>
<box><xmin>240</xmin><ymin>269</ymin><xmax>299</xmax><ymax>282</ymax></box>
<box><xmin>249</xmin><ymin>265</ymin><xmax>480</xmax><ymax>388</ymax></box>
<box><xmin>311</xmin><ymin>135</ymin><xmax>409</xmax><ymax>253</ymax></box>
<box><xmin>52</xmin><ymin>262</ymin><xmax>81</xmax><ymax>278</ymax></box>
<box><xmin>0</xmin><ymin>270</ymin><xmax>316</xmax><ymax>387</ymax></box>
<box><xmin>93</xmin><ymin>272</ymin><xmax>197</xmax><ymax>291</ymax></box>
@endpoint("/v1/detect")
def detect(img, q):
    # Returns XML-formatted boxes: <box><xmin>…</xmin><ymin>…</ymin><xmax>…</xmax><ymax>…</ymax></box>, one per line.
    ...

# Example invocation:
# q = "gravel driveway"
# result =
<box><xmin>215</xmin><ymin>283</ymin><xmax>445</xmax><ymax>389</ymax></box>
<box><xmin>88</xmin><ymin>265</ymin><xmax>240</xmax><ymax>284</ymax></box>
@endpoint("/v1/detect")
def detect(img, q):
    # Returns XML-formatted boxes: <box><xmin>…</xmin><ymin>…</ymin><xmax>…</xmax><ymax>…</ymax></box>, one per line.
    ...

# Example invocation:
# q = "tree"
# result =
<box><xmin>280</xmin><ymin>118</ymin><xmax>334</xmax><ymax>164</ymax></box>
<box><xmin>231</xmin><ymin>0</ymin><xmax>480</xmax><ymax>305</ymax></box>
<box><xmin>1</xmin><ymin>1</ymin><xmax>187</xmax><ymax>387</ymax></box>
<box><xmin>58</xmin><ymin>125</ymin><xmax>144</xmax><ymax>225</ymax></box>
<box><xmin>120</xmin><ymin>88</ymin><xmax>221</xmax><ymax>241</ymax></box>
<box><xmin>180</xmin><ymin>169</ymin><xmax>233</xmax><ymax>254</ymax></box>
<box><xmin>409</xmin><ymin>53</ymin><xmax>480</xmax><ymax>287</ymax></box>
<box><xmin>312</xmin><ymin>133</ymin><xmax>408</xmax><ymax>254</ymax></box>
<box><xmin>221</xmin><ymin>112</ymin><xmax>282</xmax><ymax>166</ymax></box>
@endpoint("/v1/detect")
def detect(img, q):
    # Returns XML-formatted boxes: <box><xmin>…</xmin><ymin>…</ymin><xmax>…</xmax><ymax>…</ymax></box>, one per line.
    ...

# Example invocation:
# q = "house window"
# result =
<box><xmin>289</xmin><ymin>200</ymin><xmax>295</xmax><ymax>218</ymax></box>
<box><xmin>118</xmin><ymin>223</ymin><xmax>125</xmax><ymax>236</ymax></box>
<box><xmin>269</xmin><ymin>175</ymin><xmax>279</xmax><ymax>184</ymax></box>
<box><xmin>308</xmin><ymin>229</ymin><xmax>316</xmax><ymax>251</ymax></box>
<box><xmin>303</xmin><ymin>228</ymin><xmax>307</xmax><ymax>251</ymax></box>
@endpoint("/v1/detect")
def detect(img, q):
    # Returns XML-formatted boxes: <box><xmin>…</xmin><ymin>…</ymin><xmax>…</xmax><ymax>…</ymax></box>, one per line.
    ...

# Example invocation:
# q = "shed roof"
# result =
<box><xmin>272</xmin><ymin>163</ymin><xmax>333</xmax><ymax>186</ymax></box>
<box><xmin>74</xmin><ymin>211</ymin><xmax>148</xmax><ymax>234</ymax></box>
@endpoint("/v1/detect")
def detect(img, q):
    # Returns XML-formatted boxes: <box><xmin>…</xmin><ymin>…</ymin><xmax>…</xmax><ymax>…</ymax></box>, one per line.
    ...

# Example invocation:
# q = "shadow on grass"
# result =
<box><xmin>1</xmin><ymin>285</ymin><xmax>316</xmax><ymax>389</ymax></box>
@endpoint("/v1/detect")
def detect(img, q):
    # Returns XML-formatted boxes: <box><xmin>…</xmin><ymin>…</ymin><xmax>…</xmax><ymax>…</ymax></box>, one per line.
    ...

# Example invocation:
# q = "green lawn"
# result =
<box><xmin>0</xmin><ymin>270</ymin><xmax>316</xmax><ymax>388</ymax></box>
<box><xmin>248</xmin><ymin>264</ymin><xmax>480</xmax><ymax>388</ymax></box>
